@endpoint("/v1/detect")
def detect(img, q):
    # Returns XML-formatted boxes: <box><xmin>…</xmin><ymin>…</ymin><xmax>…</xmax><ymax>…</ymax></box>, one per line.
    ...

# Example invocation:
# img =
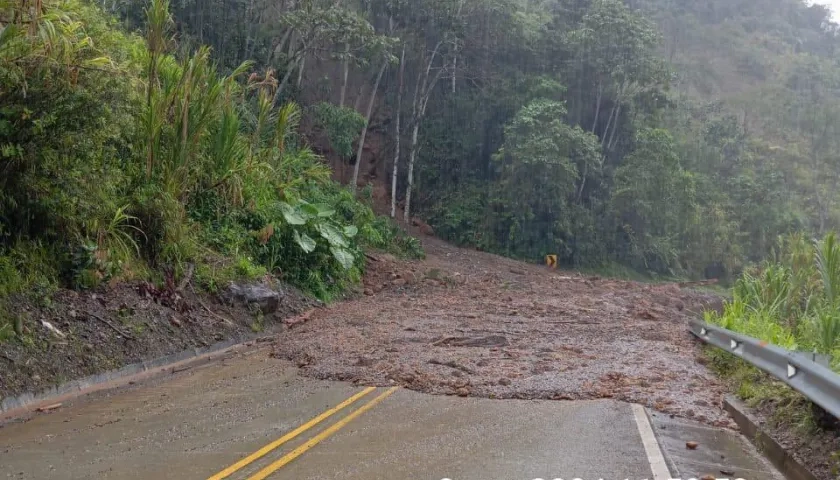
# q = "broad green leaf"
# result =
<box><xmin>279</xmin><ymin>202</ymin><xmax>306</xmax><ymax>225</ymax></box>
<box><xmin>343</xmin><ymin>225</ymin><xmax>358</xmax><ymax>238</ymax></box>
<box><xmin>316</xmin><ymin>223</ymin><xmax>348</xmax><ymax>247</ymax></box>
<box><xmin>294</xmin><ymin>230</ymin><xmax>317</xmax><ymax>253</ymax></box>
<box><xmin>300</xmin><ymin>203</ymin><xmax>320</xmax><ymax>218</ymax></box>
<box><xmin>330</xmin><ymin>246</ymin><xmax>354</xmax><ymax>269</ymax></box>
<box><xmin>314</xmin><ymin>203</ymin><xmax>336</xmax><ymax>217</ymax></box>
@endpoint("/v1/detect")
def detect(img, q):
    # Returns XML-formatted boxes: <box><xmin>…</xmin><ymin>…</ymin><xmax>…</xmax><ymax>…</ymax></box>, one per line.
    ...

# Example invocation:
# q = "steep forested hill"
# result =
<box><xmin>3</xmin><ymin>0</ymin><xmax>840</xmax><ymax>325</ymax></box>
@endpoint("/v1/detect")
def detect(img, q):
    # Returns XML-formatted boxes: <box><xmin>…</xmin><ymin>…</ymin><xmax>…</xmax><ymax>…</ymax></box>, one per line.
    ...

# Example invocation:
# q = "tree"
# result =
<box><xmin>490</xmin><ymin>98</ymin><xmax>601</xmax><ymax>261</ymax></box>
<box><xmin>611</xmin><ymin>128</ymin><xmax>695</xmax><ymax>273</ymax></box>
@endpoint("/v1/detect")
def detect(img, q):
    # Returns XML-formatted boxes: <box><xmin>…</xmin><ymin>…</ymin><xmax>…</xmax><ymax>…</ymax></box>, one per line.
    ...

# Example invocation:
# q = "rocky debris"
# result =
<box><xmin>431</xmin><ymin>335</ymin><xmax>509</xmax><ymax>348</ymax></box>
<box><xmin>225</xmin><ymin>282</ymin><xmax>281</xmax><ymax>314</ymax></box>
<box><xmin>686</xmin><ymin>441</ymin><xmax>699</xmax><ymax>450</ymax></box>
<box><xmin>272</xmin><ymin>235</ymin><xmax>735</xmax><ymax>429</ymax></box>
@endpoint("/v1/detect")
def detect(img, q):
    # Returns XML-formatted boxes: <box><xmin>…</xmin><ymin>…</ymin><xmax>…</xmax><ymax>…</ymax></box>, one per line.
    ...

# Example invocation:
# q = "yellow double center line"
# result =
<box><xmin>208</xmin><ymin>386</ymin><xmax>398</xmax><ymax>480</ymax></box>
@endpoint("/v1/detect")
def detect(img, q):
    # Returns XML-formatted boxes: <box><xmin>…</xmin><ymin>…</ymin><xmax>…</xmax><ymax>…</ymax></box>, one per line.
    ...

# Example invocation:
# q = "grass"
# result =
<box><xmin>704</xmin><ymin>345</ymin><xmax>816</xmax><ymax>431</ymax></box>
<box><xmin>702</xmin><ymin>232</ymin><xmax>840</xmax><ymax>430</ymax></box>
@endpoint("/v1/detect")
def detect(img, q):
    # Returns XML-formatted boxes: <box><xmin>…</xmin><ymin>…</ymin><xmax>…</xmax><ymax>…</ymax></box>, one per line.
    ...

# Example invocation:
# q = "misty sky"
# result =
<box><xmin>815</xmin><ymin>0</ymin><xmax>840</xmax><ymax>19</ymax></box>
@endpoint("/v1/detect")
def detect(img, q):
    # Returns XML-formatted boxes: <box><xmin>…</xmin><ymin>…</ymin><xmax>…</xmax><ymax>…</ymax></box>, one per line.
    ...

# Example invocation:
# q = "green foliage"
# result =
<box><xmin>102</xmin><ymin>0</ymin><xmax>840</xmax><ymax>283</ymax></box>
<box><xmin>313</xmin><ymin>102</ymin><xmax>366</xmax><ymax>158</ymax></box>
<box><xmin>0</xmin><ymin>0</ymin><xmax>422</xmax><ymax>307</ymax></box>
<box><xmin>708</xmin><ymin>232</ymin><xmax>840</xmax><ymax>368</ymax></box>
<box><xmin>483</xmin><ymin>98</ymin><xmax>603</xmax><ymax>264</ymax></box>
<box><xmin>612</xmin><ymin>129</ymin><xmax>695</xmax><ymax>273</ymax></box>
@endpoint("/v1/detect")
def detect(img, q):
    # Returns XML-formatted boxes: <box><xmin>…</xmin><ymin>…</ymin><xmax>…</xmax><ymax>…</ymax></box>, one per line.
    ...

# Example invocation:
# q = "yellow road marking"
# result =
<box><xmin>247</xmin><ymin>386</ymin><xmax>400</xmax><ymax>480</ymax></box>
<box><xmin>207</xmin><ymin>387</ymin><xmax>377</xmax><ymax>480</ymax></box>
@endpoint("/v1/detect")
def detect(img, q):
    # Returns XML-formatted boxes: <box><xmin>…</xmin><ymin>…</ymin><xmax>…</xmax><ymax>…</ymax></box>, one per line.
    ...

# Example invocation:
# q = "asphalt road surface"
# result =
<box><xmin>0</xmin><ymin>346</ymin><xmax>783</xmax><ymax>480</ymax></box>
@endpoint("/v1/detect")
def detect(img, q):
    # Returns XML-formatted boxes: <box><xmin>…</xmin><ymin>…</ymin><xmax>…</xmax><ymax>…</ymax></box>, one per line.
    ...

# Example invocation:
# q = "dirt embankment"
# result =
<box><xmin>0</xmin><ymin>279</ymin><xmax>314</xmax><ymax>399</ymax></box>
<box><xmin>273</xmin><ymin>236</ymin><xmax>735</xmax><ymax>428</ymax></box>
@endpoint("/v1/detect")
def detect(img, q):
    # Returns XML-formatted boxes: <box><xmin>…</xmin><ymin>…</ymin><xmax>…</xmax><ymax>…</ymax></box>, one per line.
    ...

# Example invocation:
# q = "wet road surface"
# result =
<box><xmin>0</xmin><ymin>346</ymin><xmax>782</xmax><ymax>480</ymax></box>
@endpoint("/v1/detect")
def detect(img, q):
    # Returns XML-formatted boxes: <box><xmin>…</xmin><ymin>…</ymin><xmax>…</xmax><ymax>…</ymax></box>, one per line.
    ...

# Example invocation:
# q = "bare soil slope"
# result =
<box><xmin>273</xmin><ymin>236</ymin><xmax>735</xmax><ymax>428</ymax></box>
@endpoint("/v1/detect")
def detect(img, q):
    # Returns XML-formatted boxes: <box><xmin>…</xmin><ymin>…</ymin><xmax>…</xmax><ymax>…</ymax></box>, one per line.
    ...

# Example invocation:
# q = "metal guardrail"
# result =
<box><xmin>689</xmin><ymin>319</ymin><xmax>840</xmax><ymax>419</ymax></box>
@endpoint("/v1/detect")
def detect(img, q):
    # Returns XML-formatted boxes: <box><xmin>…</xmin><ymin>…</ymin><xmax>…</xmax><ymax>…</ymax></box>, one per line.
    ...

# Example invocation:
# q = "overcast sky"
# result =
<box><xmin>813</xmin><ymin>0</ymin><xmax>840</xmax><ymax>20</ymax></box>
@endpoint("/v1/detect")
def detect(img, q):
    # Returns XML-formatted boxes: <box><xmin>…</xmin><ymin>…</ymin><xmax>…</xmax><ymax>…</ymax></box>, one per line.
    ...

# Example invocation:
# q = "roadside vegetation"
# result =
<box><xmin>705</xmin><ymin>232</ymin><xmax>840</xmax><ymax>428</ymax></box>
<box><xmin>0</xmin><ymin>0</ymin><xmax>421</xmax><ymax>339</ymax></box>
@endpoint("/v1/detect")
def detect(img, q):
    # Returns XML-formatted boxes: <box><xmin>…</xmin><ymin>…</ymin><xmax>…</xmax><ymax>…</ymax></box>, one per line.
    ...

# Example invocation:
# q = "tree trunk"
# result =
<box><xmin>607</xmin><ymin>103</ymin><xmax>622</xmax><ymax>151</ymax></box>
<box><xmin>297</xmin><ymin>55</ymin><xmax>305</xmax><ymax>88</ymax></box>
<box><xmin>591</xmin><ymin>81</ymin><xmax>602</xmax><ymax>133</ymax></box>
<box><xmin>404</xmin><ymin>121</ymin><xmax>421</xmax><ymax>222</ymax></box>
<box><xmin>601</xmin><ymin>102</ymin><xmax>617</xmax><ymax>150</ymax></box>
<box><xmin>352</xmin><ymin>59</ymin><xmax>387</xmax><ymax>192</ymax></box>
<box><xmin>339</xmin><ymin>42</ymin><xmax>349</xmax><ymax>107</ymax></box>
<box><xmin>403</xmin><ymin>41</ymin><xmax>444</xmax><ymax>222</ymax></box>
<box><xmin>273</xmin><ymin>53</ymin><xmax>303</xmax><ymax>106</ymax></box>
<box><xmin>576</xmin><ymin>164</ymin><xmax>588</xmax><ymax>203</ymax></box>
<box><xmin>391</xmin><ymin>44</ymin><xmax>405</xmax><ymax>218</ymax></box>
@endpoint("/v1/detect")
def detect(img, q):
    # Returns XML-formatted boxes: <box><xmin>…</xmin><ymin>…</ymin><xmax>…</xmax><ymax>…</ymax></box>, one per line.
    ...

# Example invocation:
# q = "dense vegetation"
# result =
<box><xmin>708</xmin><ymin>233</ymin><xmax>840</xmax><ymax>360</ymax></box>
<box><xmin>704</xmin><ymin>231</ymin><xmax>840</xmax><ymax>429</ymax></box>
<box><xmin>95</xmin><ymin>0</ymin><xmax>840</xmax><ymax>280</ymax></box>
<box><xmin>0</xmin><ymin>0</ymin><xmax>421</xmax><ymax>335</ymax></box>
<box><xmin>4</xmin><ymin>0</ymin><xmax>840</xmax><ymax>318</ymax></box>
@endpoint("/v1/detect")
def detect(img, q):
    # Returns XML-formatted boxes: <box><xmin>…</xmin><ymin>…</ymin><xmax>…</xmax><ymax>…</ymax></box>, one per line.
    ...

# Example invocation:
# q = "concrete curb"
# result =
<box><xmin>0</xmin><ymin>334</ymin><xmax>270</xmax><ymax>423</ymax></box>
<box><xmin>723</xmin><ymin>395</ymin><xmax>818</xmax><ymax>480</ymax></box>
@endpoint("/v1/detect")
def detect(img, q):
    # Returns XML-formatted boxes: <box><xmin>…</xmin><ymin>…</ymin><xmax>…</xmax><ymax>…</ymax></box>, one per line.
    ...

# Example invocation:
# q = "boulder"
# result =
<box><xmin>226</xmin><ymin>282</ymin><xmax>281</xmax><ymax>314</ymax></box>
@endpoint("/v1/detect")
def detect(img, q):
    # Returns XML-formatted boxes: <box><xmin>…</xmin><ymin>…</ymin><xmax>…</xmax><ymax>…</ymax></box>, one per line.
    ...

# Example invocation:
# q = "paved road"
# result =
<box><xmin>0</xmin><ymin>346</ymin><xmax>783</xmax><ymax>480</ymax></box>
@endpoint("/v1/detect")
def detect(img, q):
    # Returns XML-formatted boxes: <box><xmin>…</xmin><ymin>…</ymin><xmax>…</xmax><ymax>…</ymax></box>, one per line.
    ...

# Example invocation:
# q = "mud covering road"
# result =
<box><xmin>273</xmin><ymin>237</ymin><xmax>735</xmax><ymax>428</ymax></box>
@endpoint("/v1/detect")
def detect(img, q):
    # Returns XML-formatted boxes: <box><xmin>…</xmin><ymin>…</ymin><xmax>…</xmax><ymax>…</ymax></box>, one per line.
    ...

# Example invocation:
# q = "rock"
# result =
<box><xmin>364</xmin><ymin>289</ymin><xmax>374</xmax><ymax>296</ymax></box>
<box><xmin>700</xmin><ymin>475</ymin><xmax>715</xmax><ymax>480</ymax></box>
<box><xmin>456</xmin><ymin>387</ymin><xmax>470</xmax><ymax>397</ymax></box>
<box><xmin>411</xmin><ymin>217</ymin><xmax>435</xmax><ymax>236</ymax></box>
<box><xmin>498</xmin><ymin>378</ymin><xmax>512</xmax><ymax>386</ymax></box>
<box><xmin>225</xmin><ymin>282</ymin><xmax>281</xmax><ymax>314</ymax></box>
<box><xmin>686</xmin><ymin>441</ymin><xmax>699</xmax><ymax>450</ymax></box>
<box><xmin>392</xmin><ymin>278</ymin><xmax>407</xmax><ymax>287</ymax></box>
<box><xmin>170</xmin><ymin>316</ymin><xmax>182</xmax><ymax>328</ymax></box>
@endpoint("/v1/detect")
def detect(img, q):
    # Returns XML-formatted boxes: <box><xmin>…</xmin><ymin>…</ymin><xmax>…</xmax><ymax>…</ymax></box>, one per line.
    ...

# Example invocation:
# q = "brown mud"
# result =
<box><xmin>272</xmin><ymin>236</ymin><xmax>736</xmax><ymax>428</ymax></box>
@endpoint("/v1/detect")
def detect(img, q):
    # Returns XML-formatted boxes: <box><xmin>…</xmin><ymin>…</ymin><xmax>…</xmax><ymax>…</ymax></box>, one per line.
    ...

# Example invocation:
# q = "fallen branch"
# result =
<box><xmin>36</xmin><ymin>403</ymin><xmax>63</xmax><ymax>412</ymax></box>
<box><xmin>190</xmin><ymin>284</ymin><xmax>234</xmax><ymax>327</ymax></box>
<box><xmin>85</xmin><ymin>311</ymin><xmax>136</xmax><ymax>340</ymax></box>
<box><xmin>428</xmin><ymin>358</ymin><xmax>476</xmax><ymax>374</ymax></box>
